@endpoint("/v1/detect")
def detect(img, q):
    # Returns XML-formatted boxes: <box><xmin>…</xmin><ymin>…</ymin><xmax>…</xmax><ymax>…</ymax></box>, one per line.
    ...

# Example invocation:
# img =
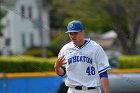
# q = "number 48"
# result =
<box><xmin>86</xmin><ymin>66</ymin><xmax>95</xmax><ymax>75</ymax></box>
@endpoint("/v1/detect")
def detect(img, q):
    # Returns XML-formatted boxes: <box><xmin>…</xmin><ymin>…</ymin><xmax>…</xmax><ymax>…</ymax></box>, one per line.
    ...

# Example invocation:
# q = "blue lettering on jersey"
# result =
<box><xmin>68</xmin><ymin>56</ymin><xmax>92</xmax><ymax>65</ymax></box>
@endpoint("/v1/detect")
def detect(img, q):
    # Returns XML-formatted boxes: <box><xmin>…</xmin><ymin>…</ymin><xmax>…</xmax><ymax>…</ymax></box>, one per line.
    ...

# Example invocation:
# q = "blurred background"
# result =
<box><xmin>0</xmin><ymin>0</ymin><xmax>140</xmax><ymax>93</ymax></box>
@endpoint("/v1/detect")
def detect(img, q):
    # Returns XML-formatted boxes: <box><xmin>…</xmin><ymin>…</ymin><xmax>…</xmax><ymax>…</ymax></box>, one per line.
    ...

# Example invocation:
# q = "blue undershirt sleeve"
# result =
<box><xmin>59</xmin><ymin>66</ymin><xmax>66</xmax><ymax>77</ymax></box>
<box><xmin>99</xmin><ymin>71</ymin><xmax>108</xmax><ymax>78</ymax></box>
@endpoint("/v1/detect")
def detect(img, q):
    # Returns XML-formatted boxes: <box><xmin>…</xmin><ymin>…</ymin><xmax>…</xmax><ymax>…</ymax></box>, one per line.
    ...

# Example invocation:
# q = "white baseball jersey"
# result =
<box><xmin>58</xmin><ymin>38</ymin><xmax>111</xmax><ymax>87</ymax></box>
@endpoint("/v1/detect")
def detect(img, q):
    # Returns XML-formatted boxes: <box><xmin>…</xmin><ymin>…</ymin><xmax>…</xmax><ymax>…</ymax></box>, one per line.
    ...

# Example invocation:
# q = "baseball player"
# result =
<box><xmin>54</xmin><ymin>20</ymin><xmax>111</xmax><ymax>93</ymax></box>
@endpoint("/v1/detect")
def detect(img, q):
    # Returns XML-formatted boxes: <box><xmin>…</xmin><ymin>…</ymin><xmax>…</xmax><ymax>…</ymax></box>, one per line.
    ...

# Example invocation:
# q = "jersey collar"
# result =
<box><xmin>75</xmin><ymin>38</ymin><xmax>91</xmax><ymax>49</ymax></box>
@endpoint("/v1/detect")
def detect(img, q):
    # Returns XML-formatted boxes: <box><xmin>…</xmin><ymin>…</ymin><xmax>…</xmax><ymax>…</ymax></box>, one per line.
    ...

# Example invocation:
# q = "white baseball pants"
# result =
<box><xmin>67</xmin><ymin>87</ymin><xmax>101</xmax><ymax>93</ymax></box>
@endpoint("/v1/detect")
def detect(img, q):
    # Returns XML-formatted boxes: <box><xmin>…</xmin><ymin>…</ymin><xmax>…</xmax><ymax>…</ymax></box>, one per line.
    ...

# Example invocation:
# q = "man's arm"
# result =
<box><xmin>101</xmin><ymin>77</ymin><xmax>110</xmax><ymax>93</ymax></box>
<box><xmin>54</xmin><ymin>66</ymin><xmax>65</xmax><ymax>76</ymax></box>
<box><xmin>99</xmin><ymin>71</ymin><xmax>110</xmax><ymax>93</ymax></box>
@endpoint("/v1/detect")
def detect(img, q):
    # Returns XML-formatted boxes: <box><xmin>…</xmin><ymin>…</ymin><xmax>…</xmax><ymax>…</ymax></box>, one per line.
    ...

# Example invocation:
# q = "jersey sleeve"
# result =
<box><xmin>58</xmin><ymin>48</ymin><xmax>64</xmax><ymax>58</ymax></box>
<box><xmin>95</xmin><ymin>45</ymin><xmax>111</xmax><ymax>74</ymax></box>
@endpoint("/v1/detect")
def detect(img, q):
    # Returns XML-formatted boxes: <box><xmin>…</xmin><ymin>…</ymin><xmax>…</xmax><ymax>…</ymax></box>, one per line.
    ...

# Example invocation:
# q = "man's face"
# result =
<box><xmin>68</xmin><ymin>31</ymin><xmax>84</xmax><ymax>46</ymax></box>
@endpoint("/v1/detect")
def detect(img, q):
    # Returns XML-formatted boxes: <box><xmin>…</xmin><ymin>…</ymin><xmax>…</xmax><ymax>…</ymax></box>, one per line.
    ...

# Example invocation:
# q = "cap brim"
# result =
<box><xmin>65</xmin><ymin>30</ymin><xmax>81</xmax><ymax>33</ymax></box>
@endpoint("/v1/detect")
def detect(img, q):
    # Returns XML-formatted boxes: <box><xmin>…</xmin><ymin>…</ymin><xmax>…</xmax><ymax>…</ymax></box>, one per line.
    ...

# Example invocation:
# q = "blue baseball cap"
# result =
<box><xmin>65</xmin><ymin>20</ymin><xmax>83</xmax><ymax>33</ymax></box>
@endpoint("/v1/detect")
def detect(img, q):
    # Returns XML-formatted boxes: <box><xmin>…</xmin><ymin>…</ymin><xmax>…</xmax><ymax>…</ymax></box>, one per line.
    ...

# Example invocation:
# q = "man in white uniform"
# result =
<box><xmin>54</xmin><ymin>20</ymin><xmax>111</xmax><ymax>93</ymax></box>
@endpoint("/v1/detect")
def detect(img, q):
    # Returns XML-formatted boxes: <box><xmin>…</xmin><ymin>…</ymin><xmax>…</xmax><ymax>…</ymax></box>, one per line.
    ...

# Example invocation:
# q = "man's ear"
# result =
<box><xmin>82</xmin><ymin>30</ymin><xmax>85</xmax><ymax>35</ymax></box>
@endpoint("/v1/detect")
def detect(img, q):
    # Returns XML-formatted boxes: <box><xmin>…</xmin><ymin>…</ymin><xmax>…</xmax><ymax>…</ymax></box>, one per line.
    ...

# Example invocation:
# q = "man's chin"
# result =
<box><xmin>72</xmin><ymin>41</ymin><xmax>78</xmax><ymax>45</ymax></box>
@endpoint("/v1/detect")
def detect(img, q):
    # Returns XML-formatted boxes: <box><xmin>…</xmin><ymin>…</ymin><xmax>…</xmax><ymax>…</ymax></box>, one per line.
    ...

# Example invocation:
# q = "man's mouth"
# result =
<box><xmin>72</xmin><ymin>39</ymin><xmax>76</xmax><ymax>41</ymax></box>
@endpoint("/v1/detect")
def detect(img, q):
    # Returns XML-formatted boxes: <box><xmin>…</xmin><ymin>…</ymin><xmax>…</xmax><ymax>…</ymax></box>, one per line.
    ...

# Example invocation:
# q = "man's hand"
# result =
<box><xmin>54</xmin><ymin>55</ymin><xmax>66</xmax><ymax>68</ymax></box>
<box><xmin>54</xmin><ymin>55</ymin><xmax>66</xmax><ymax>76</ymax></box>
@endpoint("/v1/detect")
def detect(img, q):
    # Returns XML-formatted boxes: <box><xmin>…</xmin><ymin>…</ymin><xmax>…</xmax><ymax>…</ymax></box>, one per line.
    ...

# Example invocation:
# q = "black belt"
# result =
<box><xmin>75</xmin><ymin>86</ymin><xmax>96</xmax><ymax>90</ymax></box>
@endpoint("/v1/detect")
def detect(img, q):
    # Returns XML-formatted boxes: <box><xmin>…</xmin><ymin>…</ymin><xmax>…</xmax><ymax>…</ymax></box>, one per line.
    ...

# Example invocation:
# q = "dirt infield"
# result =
<box><xmin>1</xmin><ymin>68</ymin><xmax>140</xmax><ymax>78</ymax></box>
<box><xmin>109</xmin><ymin>68</ymin><xmax>140</xmax><ymax>74</ymax></box>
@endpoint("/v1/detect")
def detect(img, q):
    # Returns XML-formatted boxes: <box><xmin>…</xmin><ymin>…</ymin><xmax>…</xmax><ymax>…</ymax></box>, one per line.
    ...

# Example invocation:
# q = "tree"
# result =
<box><xmin>48</xmin><ymin>0</ymin><xmax>140</xmax><ymax>55</ymax></box>
<box><xmin>50</xmin><ymin>0</ymin><xmax>113</xmax><ymax>32</ymax></box>
<box><xmin>96</xmin><ymin>0</ymin><xmax>140</xmax><ymax>55</ymax></box>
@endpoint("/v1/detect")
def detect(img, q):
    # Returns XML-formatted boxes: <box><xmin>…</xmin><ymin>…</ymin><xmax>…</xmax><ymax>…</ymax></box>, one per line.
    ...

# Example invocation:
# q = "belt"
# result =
<box><xmin>75</xmin><ymin>86</ymin><xmax>96</xmax><ymax>90</ymax></box>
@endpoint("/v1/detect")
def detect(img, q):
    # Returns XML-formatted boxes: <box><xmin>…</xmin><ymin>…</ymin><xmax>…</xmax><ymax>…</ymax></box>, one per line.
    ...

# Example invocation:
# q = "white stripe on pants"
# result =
<box><xmin>67</xmin><ymin>87</ymin><xmax>101</xmax><ymax>93</ymax></box>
